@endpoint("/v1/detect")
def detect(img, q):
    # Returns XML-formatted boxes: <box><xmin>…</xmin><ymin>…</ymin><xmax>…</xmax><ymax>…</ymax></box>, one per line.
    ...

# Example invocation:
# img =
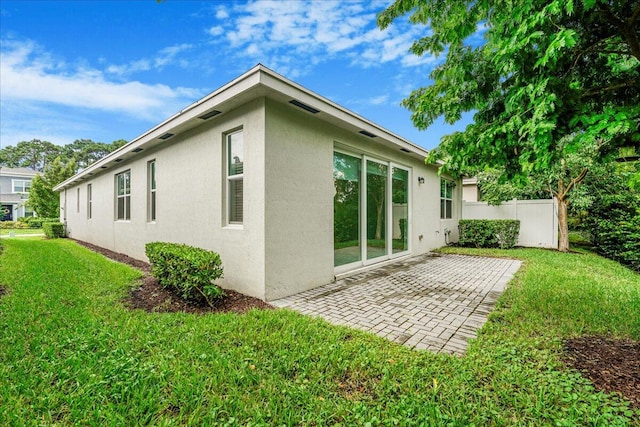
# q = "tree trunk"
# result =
<box><xmin>375</xmin><ymin>201</ymin><xmax>383</xmax><ymax>240</ymax></box>
<box><xmin>557</xmin><ymin>195</ymin><xmax>570</xmax><ymax>252</ymax></box>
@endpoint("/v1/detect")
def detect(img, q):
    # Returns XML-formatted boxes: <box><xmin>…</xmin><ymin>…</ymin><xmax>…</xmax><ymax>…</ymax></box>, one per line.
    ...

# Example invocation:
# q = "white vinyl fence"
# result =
<box><xmin>462</xmin><ymin>198</ymin><xmax>558</xmax><ymax>248</ymax></box>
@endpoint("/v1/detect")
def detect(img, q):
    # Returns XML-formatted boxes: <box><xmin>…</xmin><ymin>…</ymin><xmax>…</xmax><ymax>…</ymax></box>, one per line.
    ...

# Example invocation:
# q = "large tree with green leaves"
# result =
<box><xmin>0</xmin><ymin>139</ymin><xmax>62</xmax><ymax>172</ymax></box>
<box><xmin>379</xmin><ymin>0</ymin><xmax>639</xmax><ymax>251</ymax></box>
<box><xmin>28</xmin><ymin>157</ymin><xmax>76</xmax><ymax>218</ymax></box>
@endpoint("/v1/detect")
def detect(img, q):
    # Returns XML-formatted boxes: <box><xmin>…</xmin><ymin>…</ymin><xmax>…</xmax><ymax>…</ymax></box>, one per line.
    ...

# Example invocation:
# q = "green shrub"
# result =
<box><xmin>0</xmin><ymin>221</ymin><xmax>29</xmax><ymax>230</ymax></box>
<box><xmin>590</xmin><ymin>215</ymin><xmax>640</xmax><ymax>273</ymax></box>
<box><xmin>145</xmin><ymin>242</ymin><xmax>224</xmax><ymax>306</ymax></box>
<box><xmin>25</xmin><ymin>217</ymin><xmax>59</xmax><ymax>228</ymax></box>
<box><xmin>458</xmin><ymin>219</ymin><xmax>520</xmax><ymax>249</ymax></box>
<box><xmin>42</xmin><ymin>222</ymin><xmax>65</xmax><ymax>238</ymax></box>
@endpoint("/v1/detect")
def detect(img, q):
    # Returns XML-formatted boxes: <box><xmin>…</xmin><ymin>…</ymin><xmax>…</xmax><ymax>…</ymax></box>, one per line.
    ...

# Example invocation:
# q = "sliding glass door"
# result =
<box><xmin>334</xmin><ymin>150</ymin><xmax>410</xmax><ymax>271</ymax></box>
<box><xmin>334</xmin><ymin>152</ymin><xmax>361</xmax><ymax>267</ymax></box>
<box><xmin>366</xmin><ymin>160</ymin><xmax>388</xmax><ymax>261</ymax></box>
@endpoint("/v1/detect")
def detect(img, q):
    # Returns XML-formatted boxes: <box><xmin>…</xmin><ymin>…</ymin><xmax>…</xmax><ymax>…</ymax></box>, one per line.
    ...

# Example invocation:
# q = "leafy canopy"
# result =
<box><xmin>378</xmin><ymin>0</ymin><xmax>639</xmax><ymax>182</ymax></box>
<box><xmin>28</xmin><ymin>157</ymin><xmax>76</xmax><ymax>218</ymax></box>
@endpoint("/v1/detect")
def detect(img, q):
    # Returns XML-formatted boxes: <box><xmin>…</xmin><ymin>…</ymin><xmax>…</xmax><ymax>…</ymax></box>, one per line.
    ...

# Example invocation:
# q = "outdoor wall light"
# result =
<box><xmin>418</xmin><ymin>177</ymin><xmax>425</xmax><ymax>184</ymax></box>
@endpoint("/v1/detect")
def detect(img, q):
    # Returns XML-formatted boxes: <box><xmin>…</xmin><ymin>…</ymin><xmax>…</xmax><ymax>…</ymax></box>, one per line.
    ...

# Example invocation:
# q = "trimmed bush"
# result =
<box><xmin>25</xmin><ymin>217</ymin><xmax>59</xmax><ymax>228</ymax></box>
<box><xmin>590</xmin><ymin>215</ymin><xmax>640</xmax><ymax>273</ymax></box>
<box><xmin>42</xmin><ymin>222</ymin><xmax>66</xmax><ymax>239</ymax></box>
<box><xmin>145</xmin><ymin>242</ymin><xmax>224</xmax><ymax>306</ymax></box>
<box><xmin>459</xmin><ymin>219</ymin><xmax>520</xmax><ymax>249</ymax></box>
<box><xmin>0</xmin><ymin>221</ymin><xmax>29</xmax><ymax>230</ymax></box>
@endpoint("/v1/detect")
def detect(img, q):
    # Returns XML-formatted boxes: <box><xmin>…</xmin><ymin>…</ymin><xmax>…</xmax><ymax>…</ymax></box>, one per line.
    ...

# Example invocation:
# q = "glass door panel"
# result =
<box><xmin>392</xmin><ymin>167</ymin><xmax>409</xmax><ymax>254</ymax></box>
<box><xmin>366</xmin><ymin>160</ymin><xmax>388</xmax><ymax>260</ymax></box>
<box><xmin>334</xmin><ymin>152</ymin><xmax>361</xmax><ymax>267</ymax></box>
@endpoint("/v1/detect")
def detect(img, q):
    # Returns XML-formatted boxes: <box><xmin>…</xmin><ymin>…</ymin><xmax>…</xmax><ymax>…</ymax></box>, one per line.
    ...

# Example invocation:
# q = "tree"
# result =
<box><xmin>1</xmin><ymin>138</ymin><xmax>128</xmax><ymax>172</ymax></box>
<box><xmin>0</xmin><ymin>139</ymin><xmax>62</xmax><ymax>172</ymax></box>
<box><xmin>62</xmin><ymin>139</ymin><xmax>127</xmax><ymax>171</ymax></box>
<box><xmin>379</xmin><ymin>0</ymin><xmax>640</xmax><ymax>251</ymax></box>
<box><xmin>28</xmin><ymin>157</ymin><xmax>76</xmax><ymax>218</ymax></box>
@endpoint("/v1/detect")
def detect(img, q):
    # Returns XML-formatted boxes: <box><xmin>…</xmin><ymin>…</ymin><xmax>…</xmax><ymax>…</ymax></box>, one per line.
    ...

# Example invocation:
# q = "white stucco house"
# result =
<box><xmin>54</xmin><ymin>65</ymin><xmax>461</xmax><ymax>301</ymax></box>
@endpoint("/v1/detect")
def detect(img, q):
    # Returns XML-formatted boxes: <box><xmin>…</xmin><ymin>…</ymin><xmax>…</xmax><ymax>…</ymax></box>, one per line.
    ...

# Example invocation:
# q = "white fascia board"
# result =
<box><xmin>54</xmin><ymin>66</ymin><xmax>265</xmax><ymax>191</ymax></box>
<box><xmin>54</xmin><ymin>64</ymin><xmax>430</xmax><ymax>190</ymax></box>
<box><xmin>257</xmin><ymin>66</ymin><xmax>430</xmax><ymax>158</ymax></box>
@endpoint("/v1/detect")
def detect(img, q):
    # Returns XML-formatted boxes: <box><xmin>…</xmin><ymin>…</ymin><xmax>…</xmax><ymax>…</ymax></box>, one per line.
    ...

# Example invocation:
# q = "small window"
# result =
<box><xmin>87</xmin><ymin>184</ymin><xmax>92</xmax><ymax>219</ymax></box>
<box><xmin>148</xmin><ymin>160</ymin><xmax>156</xmax><ymax>222</ymax></box>
<box><xmin>12</xmin><ymin>179</ymin><xmax>31</xmax><ymax>193</ymax></box>
<box><xmin>226</xmin><ymin>130</ymin><xmax>244</xmax><ymax>224</ymax></box>
<box><xmin>115</xmin><ymin>170</ymin><xmax>131</xmax><ymax>221</ymax></box>
<box><xmin>77</xmin><ymin>188</ymin><xmax>80</xmax><ymax>213</ymax></box>
<box><xmin>440</xmin><ymin>179</ymin><xmax>454</xmax><ymax>219</ymax></box>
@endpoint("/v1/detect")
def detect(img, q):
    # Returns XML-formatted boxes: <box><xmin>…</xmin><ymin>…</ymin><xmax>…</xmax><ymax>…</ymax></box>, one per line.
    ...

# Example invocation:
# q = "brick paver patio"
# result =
<box><xmin>272</xmin><ymin>253</ymin><xmax>521</xmax><ymax>355</ymax></box>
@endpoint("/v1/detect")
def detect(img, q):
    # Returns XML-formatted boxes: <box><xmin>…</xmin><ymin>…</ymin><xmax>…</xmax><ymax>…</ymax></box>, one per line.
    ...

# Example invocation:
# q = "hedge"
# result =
<box><xmin>145</xmin><ymin>242</ymin><xmax>224</xmax><ymax>306</ymax></box>
<box><xmin>24</xmin><ymin>217</ymin><xmax>60</xmax><ymax>228</ymax></box>
<box><xmin>458</xmin><ymin>219</ymin><xmax>520</xmax><ymax>249</ymax></box>
<box><xmin>42</xmin><ymin>222</ymin><xmax>66</xmax><ymax>239</ymax></box>
<box><xmin>590</xmin><ymin>216</ymin><xmax>640</xmax><ymax>273</ymax></box>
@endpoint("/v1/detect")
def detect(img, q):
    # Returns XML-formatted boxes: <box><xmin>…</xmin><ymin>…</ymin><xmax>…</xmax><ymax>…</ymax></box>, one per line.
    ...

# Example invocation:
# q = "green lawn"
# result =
<box><xmin>0</xmin><ymin>239</ymin><xmax>638</xmax><ymax>425</ymax></box>
<box><xmin>0</xmin><ymin>228</ymin><xmax>44</xmax><ymax>236</ymax></box>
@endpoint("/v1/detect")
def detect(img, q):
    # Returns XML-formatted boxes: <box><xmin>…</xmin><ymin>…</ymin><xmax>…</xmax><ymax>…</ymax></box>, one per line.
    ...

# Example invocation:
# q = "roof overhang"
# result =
<box><xmin>55</xmin><ymin>64</ymin><xmax>430</xmax><ymax>191</ymax></box>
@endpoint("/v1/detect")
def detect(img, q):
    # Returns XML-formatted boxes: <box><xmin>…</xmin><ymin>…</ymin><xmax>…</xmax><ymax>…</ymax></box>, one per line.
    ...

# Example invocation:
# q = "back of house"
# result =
<box><xmin>55</xmin><ymin>65</ymin><xmax>461</xmax><ymax>301</ymax></box>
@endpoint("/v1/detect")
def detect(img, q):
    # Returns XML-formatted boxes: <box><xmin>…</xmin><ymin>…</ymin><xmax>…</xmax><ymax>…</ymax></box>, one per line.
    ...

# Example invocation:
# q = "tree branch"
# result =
<box><xmin>599</xmin><ymin>4</ymin><xmax>640</xmax><ymax>61</ymax></box>
<box><xmin>580</xmin><ymin>79</ymin><xmax>638</xmax><ymax>98</ymax></box>
<box><xmin>565</xmin><ymin>168</ymin><xmax>589</xmax><ymax>196</ymax></box>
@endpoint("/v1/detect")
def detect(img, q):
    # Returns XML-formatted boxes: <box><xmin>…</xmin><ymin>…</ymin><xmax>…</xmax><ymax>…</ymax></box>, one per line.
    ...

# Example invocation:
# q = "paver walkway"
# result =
<box><xmin>272</xmin><ymin>253</ymin><xmax>521</xmax><ymax>355</ymax></box>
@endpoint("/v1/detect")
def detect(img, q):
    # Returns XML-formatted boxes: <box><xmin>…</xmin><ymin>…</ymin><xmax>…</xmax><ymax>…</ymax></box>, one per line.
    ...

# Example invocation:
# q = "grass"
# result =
<box><xmin>0</xmin><ymin>228</ymin><xmax>44</xmax><ymax>236</ymax></box>
<box><xmin>1</xmin><ymin>239</ymin><xmax>638</xmax><ymax>426</ymax></box>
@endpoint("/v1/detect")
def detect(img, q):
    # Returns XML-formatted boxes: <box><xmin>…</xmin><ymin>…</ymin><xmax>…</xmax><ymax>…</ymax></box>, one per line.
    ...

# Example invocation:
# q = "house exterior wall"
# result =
<box><xmin>262</xmin><ymin>99</ymin><xmax>460</xmax><ymax>300</ymax></box>
<box><xmin>61</xmin><ymin>98</ymin><xmax>268</xmax><ymax>299</ymax></box>
<box><xmin>0</xmin><ymin>169</ymin><xmax>37</xmax><ymax>220</ymax></box>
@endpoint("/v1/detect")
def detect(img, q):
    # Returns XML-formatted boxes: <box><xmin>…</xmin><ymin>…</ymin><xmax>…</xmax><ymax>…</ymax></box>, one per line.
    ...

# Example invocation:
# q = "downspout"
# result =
<box><xmin>63</xmin><ymin>188</ymin><xmax>68</xmax><ymax>236</ymax></box>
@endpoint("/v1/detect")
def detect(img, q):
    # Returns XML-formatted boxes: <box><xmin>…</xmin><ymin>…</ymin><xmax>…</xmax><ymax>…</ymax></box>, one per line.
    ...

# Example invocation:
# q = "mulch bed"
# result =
<box><xmin>563</xmin><ymin>336</ymin><xmax>640</xmax><ymax>408</ymax></box>
<box><xmin>73</xmin><ymin>239</ymin><xmax>273</xmax><ymax>314</ymax></box>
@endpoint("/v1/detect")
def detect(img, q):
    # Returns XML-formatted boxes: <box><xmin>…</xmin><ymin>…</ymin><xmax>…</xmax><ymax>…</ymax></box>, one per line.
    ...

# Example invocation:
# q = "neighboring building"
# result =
<box><xmin>462</xmin><ymin>177</ymin><xmax>480</xmax><ymax>202</ymax></box>
<box><xmin>0</xmin><ymin>167</ymin><xmax>38</xmax><ymax>221</ymax></box>
<box><xmin>54</xmin><ymin>65</ymin><xmax>461</xmax><ymax>301</ymax></box>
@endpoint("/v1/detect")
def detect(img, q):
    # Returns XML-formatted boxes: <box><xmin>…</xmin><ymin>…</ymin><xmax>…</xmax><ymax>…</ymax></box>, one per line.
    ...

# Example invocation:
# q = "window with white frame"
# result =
<box><xmin>87</xmin><ymin>184</ymin><xmax>92</xmax><ymax>219</ymax></box>
<box><xmin>115</xmin><ymin>170</ymin><xmax>131</xmax><ymax>221</ymax></box>
<box><xmin>440</xmin><ymin>179</ymin><xmax>454</xmax><ymax>219</ymax></box>
<box><xmin>226</xmin><ymin>130</ymin><xmax>243</xmax><ymax>224</ymax></box>
<box><xmin>12</xmin><ymin>179</ymin><xmax>31</xmax><ymax>193</ymax></box>
<box><xmin>148</xmin><ymin>160</ymin><xmax>156</xmax><ymax>222</ymax></box>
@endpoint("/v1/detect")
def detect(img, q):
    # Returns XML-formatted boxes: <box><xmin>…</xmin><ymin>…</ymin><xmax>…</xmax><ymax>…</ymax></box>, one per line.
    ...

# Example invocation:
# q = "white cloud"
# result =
<box><xmin>0</xmin><ymin>39</ymin><xmax>204</xmax><ymax>147</ymax></box>
<box><xmin>105</xmin><ymin>43</ymin><xmax>192</xmax><ymax>76</ymax></box>
<box><xmin>368</xmin><ymin>95</ymin><xmax>389</xmax><ymax>105</ymax></box>
<box><xmin>208</xmin><ymin>0</ymin><xmax>435</xmax><ymax>76</ymax></box>
<box><xmin>215</xmin><ymin>5</ymin><xmax>229</xmax><ymax>19</ymax></box>
<box><xmin>208</xmin><ymin>25</ymin><xmax>224</xmax><ymax>36</ymax></box>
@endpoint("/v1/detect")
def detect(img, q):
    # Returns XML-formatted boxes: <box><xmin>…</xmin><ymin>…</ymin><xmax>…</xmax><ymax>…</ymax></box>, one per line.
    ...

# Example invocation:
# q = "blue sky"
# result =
<box><xmin>0</xmin><ymin>0</ymin><xmax>475</xmax><ymax>151</ymax></box>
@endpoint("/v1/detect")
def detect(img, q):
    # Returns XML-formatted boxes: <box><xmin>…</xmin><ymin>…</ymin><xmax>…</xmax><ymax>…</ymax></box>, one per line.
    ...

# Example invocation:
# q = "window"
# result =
<box><xmin>226</xmin><ymin>130</ymin><xmax>244</xmax><ymax>224</ymax></box>
<box><xmin>87</xmin><ymin>184</ymin><xmax>92</xmax><ymax>219</ymax></box>
<box><xmin>148</xmin><ymin>160</ymin><xmax>156</xmax><ymax>222</ymax></box>
<box><xmin>115</xmin><ymin>170</ymin><xmax>131</xmax><ymax>221</ymax></box>
<box><xmin>77</xmin><ymin>188</ymin><xmax>80</xmax><ymax>213</ymax></box>
<box><xmin>12</xmin><ymin>179</ymin><xmax>31</xmax><ymax>193</ymax></box>
<box><xmin>440</xmin><ymin>179</ymin><xmax>454</xmax><ymax>219</ymax></box>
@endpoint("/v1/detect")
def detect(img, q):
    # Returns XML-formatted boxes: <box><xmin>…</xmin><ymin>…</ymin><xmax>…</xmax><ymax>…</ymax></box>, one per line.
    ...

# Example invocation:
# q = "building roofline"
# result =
<box><xmin>55</xmin><ymin>64</ymin><xmax>429</xmax><ymax>191</ymax></box>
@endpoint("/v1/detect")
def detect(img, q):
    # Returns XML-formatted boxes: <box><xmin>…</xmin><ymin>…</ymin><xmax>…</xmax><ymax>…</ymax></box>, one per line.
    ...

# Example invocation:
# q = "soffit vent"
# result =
<box><xmin>359</xmin><ymin>130</ymin><xmax>377</xmax><ymax>138</ymax></box>
<box><xmin>159</xmin><ymin>133</ymin><xmax>175</xmax><ymax>140</ymax></box>
<box><xmin>289</xmin><ymin>99</ymin><xmax>320</xmax><ymax>114</ymax></box>
<box><xmin>400</xmin><ymin>148</ymin><xmax>411</xmax><ymax>153</ymax></box>
<box><xmin>198</xmin><ymin>110</ymin><xmax>222</xmax><ymax>120</ymax></box>
<box><xmin>132</xmin><ymin>147</ymin><xmax>144</xmax><ymax>153</ymax></box>
<box><xmin>114</xmin><ymin>158</ymin><xmax>123</xmax><ymax>163</ymax></box>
